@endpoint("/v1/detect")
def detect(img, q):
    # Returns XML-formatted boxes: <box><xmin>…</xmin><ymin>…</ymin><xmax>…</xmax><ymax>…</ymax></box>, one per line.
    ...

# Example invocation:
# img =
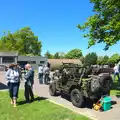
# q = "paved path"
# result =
<box><xmin>0</xmin><ymin>72</ymin><xmax>120</xmax><ymax>120</ymax></box>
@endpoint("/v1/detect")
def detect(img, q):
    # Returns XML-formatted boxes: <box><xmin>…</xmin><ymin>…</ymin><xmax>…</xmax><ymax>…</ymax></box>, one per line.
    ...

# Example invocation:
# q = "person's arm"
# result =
<box><xmin>24</xmin><ymin>70</ymin><xmax>32</xmax><ymax>81</ymax></box>
<box><xmin>5</xmin><ymin>69</ymin><xmax>14</xmax><ymax>81</ymax></box>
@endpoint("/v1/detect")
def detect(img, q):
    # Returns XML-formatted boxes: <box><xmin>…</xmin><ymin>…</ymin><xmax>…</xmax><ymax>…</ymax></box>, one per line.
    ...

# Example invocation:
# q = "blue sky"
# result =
<box><xmin>0</xmin><ymin>0</ymin><xmax>119</xmax><ymax>56</ymax></box>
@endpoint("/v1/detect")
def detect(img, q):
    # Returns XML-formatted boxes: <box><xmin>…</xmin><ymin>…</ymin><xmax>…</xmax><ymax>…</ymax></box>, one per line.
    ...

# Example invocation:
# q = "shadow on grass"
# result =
<box><xmin>0</xmin><ymin>82</ymin><xmax>8</xmax><ymax>90</ymax></box>
<box><xmin>17</xmin><ymin>97</ymin><xmax>48</xmax><ymax>105</ymax></box>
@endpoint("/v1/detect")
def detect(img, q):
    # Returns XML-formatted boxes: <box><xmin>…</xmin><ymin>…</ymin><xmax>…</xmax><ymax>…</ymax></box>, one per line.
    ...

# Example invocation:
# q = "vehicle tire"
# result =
<box><xmin>91</xmin><ymin>78</ymin><xmax>100</xmax><ymax>93</ymax></box>
<box><xmin>99</xmin><ymin>74</ymin><xmax>113</xmax><ymax>93</ymax></box>
<box><xmin>49</xmin><ymin>82</ymin><xmax>56</xmax><ymax>96</ymax></box>
<box><xmin>70</xmin><ymin>89</ymin><xmax>84</xmax><ymax>108</ymax></box>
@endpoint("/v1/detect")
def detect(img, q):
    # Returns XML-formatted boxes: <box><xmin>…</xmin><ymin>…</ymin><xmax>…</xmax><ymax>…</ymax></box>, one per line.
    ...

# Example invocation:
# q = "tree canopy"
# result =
<box><xmin>54</xmin><ymin>52</ymin><xmax>60</xmax><ymax>59</ymax></box>
<box><xmin>65</xmin><ymin>49</ymin><xmax>83</xmax><ymax>59</ymax></box>
<box><xmin>0</xmin><ymin>27</ymin><xmax>42</xmax><ymax>56</ymax></box>
<box><xmin>44</xmin><ymin>51</ymin><xmax>53</xmax><ymax>59</ymax></box>
<box><xmin>77</xmin><ymin>0</ymin><xmax>120</xmax><ymax>50</ymax></box>
<box><xmin>97</xmin><ymin>55</ymin><xmax>109</xmax><ymax>65</ymax></box>
<box><xmin>108</xmin><ymin>53</ymin><xmax>120</xmax><ymax>64</ymax></box>
<box><xmin>84</xmin><ymin>52</ymin><xmax>98</xmax><ymax>66</ymax></box>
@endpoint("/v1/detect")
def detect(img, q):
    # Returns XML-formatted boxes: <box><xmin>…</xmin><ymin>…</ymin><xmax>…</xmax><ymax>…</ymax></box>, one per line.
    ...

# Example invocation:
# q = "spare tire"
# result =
<box><xmin>91</xmin><ymin>78</ymin><xmax>100</xmax><ymax>93</ymax></box>
<box><xmin>99</xmin><ymin>74</ymin><xmax>113</xmax><ymax>93</ymax></box>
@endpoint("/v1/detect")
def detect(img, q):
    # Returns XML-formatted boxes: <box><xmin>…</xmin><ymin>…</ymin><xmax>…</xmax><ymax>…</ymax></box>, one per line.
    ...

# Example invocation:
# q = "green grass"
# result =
<box><xmin>0</xmin><ymin>91</ymin><xmax>89</xmax><ymax>120</ymax></box>
<box><xmin>110</xmin><ymin>74</ymin><xmax>120</xmax><ymax>96</ymax></box>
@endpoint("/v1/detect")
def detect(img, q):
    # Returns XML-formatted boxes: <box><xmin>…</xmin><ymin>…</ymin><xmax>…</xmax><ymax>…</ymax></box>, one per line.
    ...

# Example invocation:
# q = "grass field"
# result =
<box><xmin>0</xmin><ymin>91</ymin><xmax>90</xmax><ymax>120</ymax></box>
<box><xmin>110</xmin><ymin>75</ymin><xmax>120</xmax><ymax>96</ymax></box>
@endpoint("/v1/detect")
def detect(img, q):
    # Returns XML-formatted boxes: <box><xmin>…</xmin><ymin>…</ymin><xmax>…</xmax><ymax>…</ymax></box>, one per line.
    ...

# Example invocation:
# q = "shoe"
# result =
<box><xmin>31</xmin><ymin>99</ymin><xmax>34</xmax><ymax>102</ymax></box>
<box><xmin>26</xmin><ymin>100</ymin><xmax>30</xmax><ymax>103</ymax></box>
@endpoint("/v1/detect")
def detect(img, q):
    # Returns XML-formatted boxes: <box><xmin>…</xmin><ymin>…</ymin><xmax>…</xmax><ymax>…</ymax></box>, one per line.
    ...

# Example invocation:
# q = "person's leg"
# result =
<box><xmin>41</xmin><ymin>74</ymin><xmax>43</xmax><ymax>84</ymax></box>
<box><xmin>39</xmin><ymin>73</ymin><xmax>42</xmax><ymax>84</ymax></box>
<box><xmin>24</xmin><ymin>83</ymin><xmax>30</xmax><ymax>102</ymax></box>
<box><xmin>114</xmin><ymin>72</ymin><xmax>116</xmax><ymax>81</ymax></box>
<box><xmin>28</xmin><ymin>85</ymin><xmax>34</xmax><ymax>101</ymax></box>
<box><xmin>13</xmin><ymin>83</ymin><xmax>19</xmax><ymax>107</ymax></box>
<box><xmin>9</xmin><ymin>82</ymin><xmax>13</xmax><ymax>104</ymax></box>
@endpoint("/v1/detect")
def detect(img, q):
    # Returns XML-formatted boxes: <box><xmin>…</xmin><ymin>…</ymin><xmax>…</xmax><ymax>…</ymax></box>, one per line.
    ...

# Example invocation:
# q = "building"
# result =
<box><xmin>18</xmin><ymin>56</ymin><xmax>47</xmax><ymax>69</ymax></box>
<box><xmin>0</xmin><ymin>52</ymin><xmax>47</xmax><ymax>71</ymax></box>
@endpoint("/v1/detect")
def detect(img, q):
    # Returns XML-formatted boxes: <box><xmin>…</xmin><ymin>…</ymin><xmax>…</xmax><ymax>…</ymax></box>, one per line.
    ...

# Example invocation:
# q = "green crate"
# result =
<box><xmin>102</xmin><ymin>96</ymin><xmax>112</xmax><ymax>111</ymax></box>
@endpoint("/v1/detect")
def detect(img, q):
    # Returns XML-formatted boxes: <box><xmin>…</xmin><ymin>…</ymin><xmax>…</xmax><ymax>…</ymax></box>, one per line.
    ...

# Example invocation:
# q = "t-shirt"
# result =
<box><xmin>38</xmin><ymin>66</ymin><xmax>43</xmax><ymax>74</ymax></box>
<box><xmin>114</xmin><ymin>66</ymin><xmax>119</xmax><ymax>73</ymax></box>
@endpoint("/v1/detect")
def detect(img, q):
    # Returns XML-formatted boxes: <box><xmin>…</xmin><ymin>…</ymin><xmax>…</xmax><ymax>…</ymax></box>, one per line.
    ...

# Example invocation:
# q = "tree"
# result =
<box><xmin>97</xmin><ymin>56</ymin><xmax>104</xmax><ymax>65</ymax></box>
<box><xmin>77</xmin><ymin>0</ymin><xmax>120</xmax><ymax>50</ymax></box>
<box><xmin>108</xmin><ymin>53</ymin><xmax>120</xmax><ymax>64</ymax></box>
<box><xmin>59</xmin><ymin>52</ymin><xmax>66</xmax><ymax>59</ymax></box>
<box><xmin>97</xmin><ymin>55</ymin><xmax>109</xmax><ymax>65</ymax></box>
<box><xmin>54</xmin><ymin>52</ymin><xmax>60</xmax><ymax>59</ymax></box>
<box><xmin>45</xmin><ymin>51</ymin><xmax>53</xmax><ymax>59</ymax></box>
<box><xmin>84</xmin><ymin>52</ymin><xmax>98</xmax><ymax>66</ymax></box>
<box><xmin>103</xmin><ymin>55</ymin><xmax>109</xmax><ymax>64</ymax></box>
<box><xmin>65</xmin><ymin>49</ymin><xmax>83</xmax><ymax>59</ymax></box>
<box><xmin>80</xmin><ymin>56</ymin><xmax>85</xmax><ymax>64</ymax></box>
<box><xmin>0</xmin><ymin>27</ymin><xmax>42</xmax><ymax>56</ymax></box>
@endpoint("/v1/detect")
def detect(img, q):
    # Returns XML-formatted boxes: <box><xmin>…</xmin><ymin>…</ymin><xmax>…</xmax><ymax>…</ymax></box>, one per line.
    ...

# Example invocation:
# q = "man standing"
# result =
<box><xmin>113</xmin><ymin>63</ymin><xmax>120</xmax><ymax>81</ymax></box>
<box><xmin>43</xmin><ymin>64</ymin><xmax>50</xmax><ymax>85</ymax></box>
<box><xmin>38</xmin><ymin>64</ymin><xmax>43</xmax><ymax>84</ymax></box>
<box><xmin>24</xmin><ymin>64</ymin><xmax>34</xmax><ymax>103</ymax></box>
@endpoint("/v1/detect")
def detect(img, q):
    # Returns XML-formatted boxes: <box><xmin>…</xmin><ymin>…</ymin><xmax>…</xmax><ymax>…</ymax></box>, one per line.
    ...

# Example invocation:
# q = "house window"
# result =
<box><xmin>2</xmin><ymin>57</ymin><xmax>15</xmax><ymax>63</ymax></box>
<box><xmin>29</xmin><ymin>61</ymin><xmax>36</xmax><ymax>64</ymax></box>
<box><xmin>40</xmin><ymin>61</ymin><xmax>45</xmax><ymax>64</ymax></box>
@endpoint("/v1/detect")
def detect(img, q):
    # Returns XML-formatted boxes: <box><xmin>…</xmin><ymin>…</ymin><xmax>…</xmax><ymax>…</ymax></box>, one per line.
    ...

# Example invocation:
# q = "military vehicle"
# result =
<box><xmin>49</xmin><ymin>63</ymin><xmax>113</xmax><ymax>108</ymax></box>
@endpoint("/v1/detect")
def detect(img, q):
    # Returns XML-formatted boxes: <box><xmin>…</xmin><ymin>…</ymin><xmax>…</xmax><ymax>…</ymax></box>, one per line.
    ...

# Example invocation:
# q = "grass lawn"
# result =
<box><xmin>0</xmin><ymin>91</ymin><xmax>90</xmax><ymax>120</ymax></box>
<box><xmin>110</xmin><ymin>75</ymin><xmax>120</xmax><ymax>96</ymax></box>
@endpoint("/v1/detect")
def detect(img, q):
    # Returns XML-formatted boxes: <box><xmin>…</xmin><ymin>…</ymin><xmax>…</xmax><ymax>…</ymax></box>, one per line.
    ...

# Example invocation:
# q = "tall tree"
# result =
<box><xmin>84</xmin><ymin>52</ymin><xmax>98</xmax><ymax>66</ymax></box>
<box><xmin>65</xmin><ymin>49</ymin><xmax>83</xmax><ymax>59</ymax></box>
<box><xmin>0</xmin><ymin>27</ymin><xmax>42</xmax><ymax>56</ymax></box>
<box><xmin>54</xmin><ymin>52</ymin><xmax>60</xmax><ymax>59</ymax></box>
<box><xmin>45</xmin><ymin>51</ymin><xmax>53</xmax><ymax>59</ymax></box>
<box><xmin>77</xmin><ymin>0</ymin><xmax>120</xmax><ymax>50</ymax></box>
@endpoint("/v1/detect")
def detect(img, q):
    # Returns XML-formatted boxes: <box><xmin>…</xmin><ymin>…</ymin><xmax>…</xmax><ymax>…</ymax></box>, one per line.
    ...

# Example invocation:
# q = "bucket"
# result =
<box><xmin>101</xmin><ymin>96</ymin><xmax>112</xmax><ymax>111</ymax></box>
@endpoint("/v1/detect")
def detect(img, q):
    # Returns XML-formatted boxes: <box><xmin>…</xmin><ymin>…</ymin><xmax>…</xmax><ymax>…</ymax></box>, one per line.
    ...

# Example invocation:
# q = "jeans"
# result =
<box><xmin>38</xmin><ymin>73</ymin><xmax>43</xmax><ymax>84</ymax></box>
<box><xmin>24</xmin><ymin>82</ymin><xmax>34</xmax><ymax>101</ymax></box>
<box><xmin>9</xmin><ymin>82</ymin><xmax>20</xmax><ymax>99</ymax></box>
<box><xmin>114</xmin><ymin>72</ymin><xmax>120</xmax><ymax>81</ymax></box>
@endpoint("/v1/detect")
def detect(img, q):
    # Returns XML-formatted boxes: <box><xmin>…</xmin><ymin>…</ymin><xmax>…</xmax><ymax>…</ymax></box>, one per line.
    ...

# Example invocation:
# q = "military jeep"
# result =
<box><xmin>49</xmin><ymin>63</ymin><xmax>113</xmax><ymax>108</ymax></box>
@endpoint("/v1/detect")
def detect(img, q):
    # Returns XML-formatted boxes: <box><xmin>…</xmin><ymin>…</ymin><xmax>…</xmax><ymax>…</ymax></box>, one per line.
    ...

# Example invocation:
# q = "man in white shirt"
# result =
<box><xmin>38</xmin><ymin>64</ymin><xmax>43</xmax><ymax>84</ymax></box>
<box><xmin>113</xmin><ymin>64</ymin><xmax>120</xmax><ymax>81</ymax></box>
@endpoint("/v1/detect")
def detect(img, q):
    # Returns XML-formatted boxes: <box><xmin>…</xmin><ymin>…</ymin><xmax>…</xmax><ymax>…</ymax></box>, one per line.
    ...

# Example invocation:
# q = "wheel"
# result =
<box><xmin>70</xmin><ymin>89</ymin><xmax>84</xmax><ymax>108</ymax></box>
<box><xmin>91</xmin><ymin>78</ymin><xmax>100</xmax><ymax>93</ymax></box>
<box><xmin>99</xmin><ymin>74</ymin><xmax>113</xmax><ymax>93</ymax></box>
<box><xmin>49</xmin><ymin>82</ymin><xmax>56</xmax><ymax>96</ymax></box>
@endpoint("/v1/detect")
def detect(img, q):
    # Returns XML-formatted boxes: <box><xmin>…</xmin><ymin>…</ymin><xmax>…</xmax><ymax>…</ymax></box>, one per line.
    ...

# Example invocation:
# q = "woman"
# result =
<box><xmin>5</xmin><ymin>63</ymin><xmax>20</xmax><ymax>107</ymax></box>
